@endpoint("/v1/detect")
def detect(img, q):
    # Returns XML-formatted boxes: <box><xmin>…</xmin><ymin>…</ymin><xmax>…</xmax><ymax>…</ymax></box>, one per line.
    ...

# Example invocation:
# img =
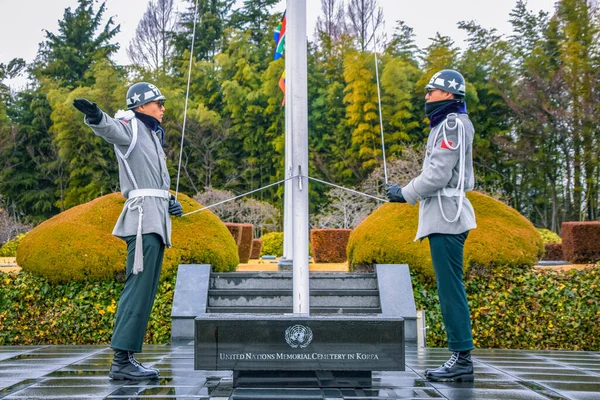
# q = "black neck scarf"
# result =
<box><xmin>426</xmin><ymin>99</ymin><xmax>467</xmax><ymax>128</ymax></box>
<box><xmin>134</xmin><ymin>111</ymin><xmax>165</xmax><ymax>146</ymax></box>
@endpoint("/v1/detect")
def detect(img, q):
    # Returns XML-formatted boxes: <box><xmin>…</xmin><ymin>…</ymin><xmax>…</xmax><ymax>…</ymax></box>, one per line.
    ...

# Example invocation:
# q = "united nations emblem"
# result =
<box><xmin>285</xmin><ymin>325</ymin><xmax>313</xmax><ymax>348</ymax></box>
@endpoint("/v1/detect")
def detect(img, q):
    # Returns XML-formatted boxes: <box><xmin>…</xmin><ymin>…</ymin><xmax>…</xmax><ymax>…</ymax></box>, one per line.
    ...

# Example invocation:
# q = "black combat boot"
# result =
<box><xmin>109</xmin><ymin>350</ymin><xmax>159</xmax><ymax>380</ymax></box>
<box><xmin>425</xmin><ymin>351</ymin><xmax>474</xmax><ymax>382</ymax></box>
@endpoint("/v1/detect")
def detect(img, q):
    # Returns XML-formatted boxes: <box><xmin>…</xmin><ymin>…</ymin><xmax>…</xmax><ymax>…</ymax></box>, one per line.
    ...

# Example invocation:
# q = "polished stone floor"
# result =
<box><xmin>0</xmin><ymin>343</ymin><xmax>599</xmax><ymax>399</ymax></box>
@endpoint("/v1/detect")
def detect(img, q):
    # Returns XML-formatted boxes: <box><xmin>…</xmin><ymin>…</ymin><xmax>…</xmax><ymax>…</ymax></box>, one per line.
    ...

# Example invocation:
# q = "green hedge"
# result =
<box><xmin>0</xmin><ymin>234</ymin><xmax>25</xmax><ymax>257</ymax></box>
<box><xmin>0</xmin><ymin>270</ymin><xmax>173</xmax><ymax>345</ymax></box>
<box><xmin>2</xmin><ymin>265</ymin><xmax>598</xmax><ymax>350</ymax></box>
<box><xmin>414</xmin><ymin>265</ymin><xmax>600</xmax><ymax>350</ymax></box>
<box><xmin>538</xmin><ymin>228</ymin><xmax>562</xmax><ymax>244</ymax></box>
<box><xmin>260</xmin><ymin>232</ymin><xmax>283</xmax><ymax>257</ymax></box>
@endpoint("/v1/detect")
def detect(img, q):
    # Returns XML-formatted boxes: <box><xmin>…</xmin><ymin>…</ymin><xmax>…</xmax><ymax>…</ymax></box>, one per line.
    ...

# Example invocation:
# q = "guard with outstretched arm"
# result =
<box><xmin>73</xmin><ymin>82</ymin><xmax>182</xmax><ymax>380</ymax></box>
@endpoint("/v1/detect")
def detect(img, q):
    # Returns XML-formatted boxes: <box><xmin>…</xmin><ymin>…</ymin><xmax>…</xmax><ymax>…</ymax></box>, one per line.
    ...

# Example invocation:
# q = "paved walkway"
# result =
<box><xmin>1</xmin><ymin>343</ymin><xmax>598</xmax><ymax>399</ymax></box>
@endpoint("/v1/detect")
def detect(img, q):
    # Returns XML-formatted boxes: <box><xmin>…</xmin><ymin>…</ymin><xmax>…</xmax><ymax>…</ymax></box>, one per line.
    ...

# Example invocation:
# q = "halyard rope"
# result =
<box><xmin>175</xmin><ymin>0</ymin><xmax>200</xmax><ymax>200</ymax></box>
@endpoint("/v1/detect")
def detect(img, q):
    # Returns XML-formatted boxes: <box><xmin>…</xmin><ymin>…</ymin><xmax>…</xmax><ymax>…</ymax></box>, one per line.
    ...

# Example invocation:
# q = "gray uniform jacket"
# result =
<box><xmin>86</xmin><ymin>112</ymin><xmax>172</xmax><ymax>247</ymax></box>
<box><xmin>402</xmin><ymin>113</ymin><xmax>477</xmax><ymax>241</ymax></box>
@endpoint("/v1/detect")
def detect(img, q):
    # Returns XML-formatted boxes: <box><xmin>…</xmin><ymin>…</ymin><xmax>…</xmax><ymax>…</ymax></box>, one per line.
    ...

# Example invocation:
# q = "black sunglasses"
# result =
<box><xmin>154</xmin><ymin>100</ymin><xmax>166</xmax><ymax>108</ymax></box>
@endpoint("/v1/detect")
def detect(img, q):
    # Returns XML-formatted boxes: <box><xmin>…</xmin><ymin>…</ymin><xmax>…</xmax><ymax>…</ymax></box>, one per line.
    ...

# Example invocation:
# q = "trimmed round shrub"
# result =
<box><xmin>17</xmin><ymin>192</ymin><xmax>239</xmax><ymax>283</ymax></box>
<box><xmin>261</xmin><ymin>232</ymin><xmax>283</xmax><ymax>257</ymax></box>
<box><xmin>347</xmin><ymin>191</ymin><xmax>544</xmax><ymax>278</ymax></box>
<box><xmin>538</xmin><ymin>228</ymin><xmax>562</xmax><ymax>244</ymax></box>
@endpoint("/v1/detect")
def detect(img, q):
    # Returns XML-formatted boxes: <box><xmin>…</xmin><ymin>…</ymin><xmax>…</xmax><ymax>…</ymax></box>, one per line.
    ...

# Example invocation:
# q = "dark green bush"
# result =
<box><xmin>414</xmin><ymin>265</ymin><xmax>600</xmax><ymax>350</ymax></box>
<box><xmin>2</xmin><ymin>265</ymin><xmax>598</xmax><ymax>351</ymax></box>
<box><xmin>0</xmin><ymin>270</ymin><xmax>173</xmax><ymax>345</ymax></box>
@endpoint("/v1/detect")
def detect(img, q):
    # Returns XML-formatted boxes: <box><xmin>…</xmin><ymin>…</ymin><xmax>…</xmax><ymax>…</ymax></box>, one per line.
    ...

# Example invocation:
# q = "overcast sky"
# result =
<box><xmin>0</xmin><ymin>0</ymin><xmax>558</xmax><ymax>89</ymax></box>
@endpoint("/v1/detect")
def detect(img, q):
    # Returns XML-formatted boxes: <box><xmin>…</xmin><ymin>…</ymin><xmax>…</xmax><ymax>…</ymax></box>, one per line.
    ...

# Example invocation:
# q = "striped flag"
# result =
<box><xmin>274</xmin><ymin>12</ymin><xmax>286</xmax><ymax>60</ymax></box>
<box><xmin>279</xmin><ymin>70</ymin><xmax>286</xmax><ymax>105</ymax></box>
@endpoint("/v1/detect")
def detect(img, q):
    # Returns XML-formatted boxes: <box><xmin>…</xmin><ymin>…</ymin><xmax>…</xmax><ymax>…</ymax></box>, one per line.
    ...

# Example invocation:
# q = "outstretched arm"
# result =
<box><xmin>73</xmin><ymin>98</ymin><xmax>132</xmax><ymax>146</ymax></box>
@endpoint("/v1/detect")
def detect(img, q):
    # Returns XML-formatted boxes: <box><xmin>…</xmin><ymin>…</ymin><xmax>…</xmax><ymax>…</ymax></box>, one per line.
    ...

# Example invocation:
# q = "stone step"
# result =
<box><xmin>210</xmin><ymin>272</ymin><xmax>377</xmax><ymax>290</ymax></box>
<box><xmin>206</xmin><ymin>306</ymin><xmax>382</xmax><ymax>314</ymax></box>
<box><xmin>209</xmin><ymin>289</ymin><xmax>378</xmax><ymax>296</ymax></box>
<box><xmin>208</xmin><ymin>294</ymin><xmax>380</xmax><ymax>308</ymax></box>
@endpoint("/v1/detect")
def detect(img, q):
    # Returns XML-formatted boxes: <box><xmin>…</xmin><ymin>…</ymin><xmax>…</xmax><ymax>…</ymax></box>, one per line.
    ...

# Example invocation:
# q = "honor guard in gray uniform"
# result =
<box><xmin>386</xmin><ymin>69</ymin><xmax>477</xmax><ymax>382</ymax></box>
<box><xmin>73</xmin><ymin>82</ymin><xmax>183</xmax><ymax>380</ymax></box>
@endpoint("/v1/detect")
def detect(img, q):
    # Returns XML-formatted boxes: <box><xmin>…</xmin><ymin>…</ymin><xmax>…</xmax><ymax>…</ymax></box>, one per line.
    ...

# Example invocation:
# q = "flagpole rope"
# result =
<box><xmin>371</xmin><ymin>11</ymin><xmax>388</xmax><ymax>184</ymax></box>
<box><xmin>307</xmin><ymin>176</ymin><xmax>387</xmax><ymax>203</ymax></box>
<box><xmin>181</xmin><ymin>175</ymin><xmax>298</xmax><ymax>217</ymax></box>
<box><xmin>175</xmin><ymin>0</ymin><xmax>200</xmax><ymax>200</ymax></box>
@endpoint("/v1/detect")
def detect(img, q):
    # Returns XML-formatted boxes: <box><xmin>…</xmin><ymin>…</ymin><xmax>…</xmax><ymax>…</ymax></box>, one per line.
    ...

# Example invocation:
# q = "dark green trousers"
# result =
<box><xmin>111</xmin><ymin>233</ymin><xmax>164</xmax><ymax>353</ymax></box>
<box><xmin>428</xmin><ymin>231</ymin><xmax>473</xmax><ymax>352</ymax></box>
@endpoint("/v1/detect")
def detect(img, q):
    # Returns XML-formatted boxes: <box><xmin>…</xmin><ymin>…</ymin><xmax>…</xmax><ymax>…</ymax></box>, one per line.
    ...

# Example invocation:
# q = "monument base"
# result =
<box><xmin>277</xmin><ymin>256</ymin><xmax>293</xmax><ymax>271</ymax></box>
<box><xmin>195</xmin><ymin>314</ymin><xmax>404</xmax><ymax>388</ymax></box>
<box><xmin>233</xmin><ymin>370</ymin><xmax>372</xmax><ymax>388</ymax></box>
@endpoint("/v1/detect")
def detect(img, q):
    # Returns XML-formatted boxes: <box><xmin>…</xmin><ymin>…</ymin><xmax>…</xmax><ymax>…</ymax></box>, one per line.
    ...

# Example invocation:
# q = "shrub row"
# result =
<box><xmin>0</xmin><ymin>271</ymin><xmax>173</xmax><ymax>345</ymax></box>
<box><xmin>413</xmin><ymin>265</ymin><xmax>600</xmax><ymax>350</ymax></box>
<box><xmin>2</xmin><ymin>265</ymin><xmax>598</xmax><ymax>351</ymax></box>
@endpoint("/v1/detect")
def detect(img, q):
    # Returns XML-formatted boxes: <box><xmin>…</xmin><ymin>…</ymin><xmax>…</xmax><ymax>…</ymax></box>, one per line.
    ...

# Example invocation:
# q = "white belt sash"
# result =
<box><xmin>126</xmin><ymin>189</ymin><xmax>170</xmax><ymax>275</ymax></box>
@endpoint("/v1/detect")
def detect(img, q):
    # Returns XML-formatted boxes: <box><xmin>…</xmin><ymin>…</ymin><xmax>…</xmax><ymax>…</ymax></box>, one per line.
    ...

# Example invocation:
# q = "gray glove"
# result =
<box><xmin>73</xmin><ymin>98</ymin><xmax>103</xmax><ymax>125</ymax></box>
<box><xmin>386</xmin><ymin>184</ymin><xmax>406</xmax><ymax>203</ymax></box>
<box><xmin>169</xmin><ymin>195</ymin><xmax>183</xmax><ymax>217</ymax></box>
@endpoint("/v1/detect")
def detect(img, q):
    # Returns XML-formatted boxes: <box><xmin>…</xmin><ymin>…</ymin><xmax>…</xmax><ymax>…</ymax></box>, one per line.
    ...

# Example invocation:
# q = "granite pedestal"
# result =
<box><xmin>172</xmin><ymin>264</ymin><xmax>416</xmax><ymax>387</ymax></box>
<box><xmin>195</xmin><ymin>314</ymin><xmax>404</xmax><ymax>386</ymax></box>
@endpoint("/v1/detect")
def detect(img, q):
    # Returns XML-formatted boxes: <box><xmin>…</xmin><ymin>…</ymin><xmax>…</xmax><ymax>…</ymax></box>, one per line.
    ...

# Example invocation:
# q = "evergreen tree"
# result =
<box><xmin>229</xmin><ymin>0</ymin><xmax>279</xmax><ymax>47</ymax></box>
<box><xmin>47</xmin><ymin>61</ymin><xmax>125</xmax><ymax>209</ymax></box>
<box><xmin>0</xmin><ymin>89</ymin><xmax>60</xmax><ymax>221</ymax></box>
<box><xmin>172</xmin><ymin>0</ymin><xmax>235</xmax><ymax>62</ymax></box>
<box><xmin>35</xmin><ymin>0</ymin><xmax>120</xmax><ymax>88</ymax></box>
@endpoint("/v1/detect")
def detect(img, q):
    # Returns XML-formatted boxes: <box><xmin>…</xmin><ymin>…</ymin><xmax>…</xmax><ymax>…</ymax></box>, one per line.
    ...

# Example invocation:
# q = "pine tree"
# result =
<box><xmin>35</xmin><ymin>0</ymin><xmax>120</xmax><ymax>88</ymax></box>
<box><xmin>0</xmin><ymin>89</ymin><xmax>61</xmax><ymax>221</ymax></box>
<box><xmin>47</xmin><ymin>61</ymin><xmax>125</xmax><ymax>209</ymax></box>
<box><xmin>229</xmin><ymin>0</ymin><xmax>279</xmax><ymax>48</ymax></box>
<box><xmin>173</xmin><ymin>0</ymin><xmax>235</xmax><ymax>62</ymax></box>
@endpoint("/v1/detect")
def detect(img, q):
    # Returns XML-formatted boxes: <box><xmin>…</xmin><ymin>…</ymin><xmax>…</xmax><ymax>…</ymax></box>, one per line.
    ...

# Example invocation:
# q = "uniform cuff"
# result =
<box><xmin>401</xmin><ymin>181</ymin><xmax>421</xmax><ymax>205</ymax></box>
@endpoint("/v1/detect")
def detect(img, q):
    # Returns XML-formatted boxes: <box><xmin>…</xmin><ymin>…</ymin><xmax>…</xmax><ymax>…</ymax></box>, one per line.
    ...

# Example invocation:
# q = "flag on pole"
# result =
<box><xmin>274</xmin><ymin>11</ymin><xmax>287</xmax><ymax>104</ymax></box>
<box><xmin>274</xmin><ymin>12</ymin><xmax>286</xmax><ymax>60</ymax></box>
<box><xmin>279</xmin><ymin>70</ymin><xmax>286</xmax><ymax>105</ymax></box>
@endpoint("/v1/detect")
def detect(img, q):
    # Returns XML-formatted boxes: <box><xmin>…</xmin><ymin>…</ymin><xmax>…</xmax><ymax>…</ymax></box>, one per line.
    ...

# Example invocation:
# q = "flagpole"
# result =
<box><xmin>287</xmin><ymin>0</ymin><xmax>310</xmax><ymax>314</ymax></box>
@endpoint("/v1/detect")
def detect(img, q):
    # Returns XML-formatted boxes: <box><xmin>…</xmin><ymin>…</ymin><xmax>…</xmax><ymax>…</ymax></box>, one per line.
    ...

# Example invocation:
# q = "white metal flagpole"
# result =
<box><xmin>281</xmin><ymin>48</ymin><xmax>294</xmax><ymax>268</ymax></box>
<box><xmin>287</xmin><ymin>0</ymin><xmax>310</xmax><ymax>314</ymax></box>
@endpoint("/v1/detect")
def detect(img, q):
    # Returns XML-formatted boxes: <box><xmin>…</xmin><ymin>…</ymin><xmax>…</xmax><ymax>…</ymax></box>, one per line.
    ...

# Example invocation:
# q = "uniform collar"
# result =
<box><xmin>134</xmin><ymin>111</ymin><xmax>165</xmax><ymax>146</ymax></box>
